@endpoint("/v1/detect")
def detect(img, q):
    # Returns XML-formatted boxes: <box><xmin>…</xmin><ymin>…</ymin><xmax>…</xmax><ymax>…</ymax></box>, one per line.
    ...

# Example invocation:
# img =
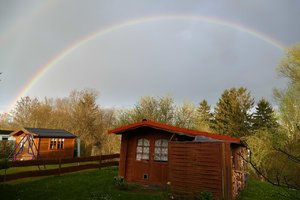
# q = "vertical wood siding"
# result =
<box><xmin>14</xmin><ymin>133</ymin><xmax>75</xmax><ymax>160</ymax></box>
<box><xmin>168</xmin><ymin>142</ymin><xmax>231</xmax><ymax>199</ymax></box>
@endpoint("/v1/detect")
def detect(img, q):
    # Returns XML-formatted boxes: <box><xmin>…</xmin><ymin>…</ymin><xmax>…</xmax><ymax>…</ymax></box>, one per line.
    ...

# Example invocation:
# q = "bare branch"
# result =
<box><xmin>275</xmin><ymin>148</ymin><xmax>300</xmax><ymax>164</ymax></box>
<box><xmin>238</xmin><ymin>150</ymin><xmax>299</xmax><ymax>190</ymax></box>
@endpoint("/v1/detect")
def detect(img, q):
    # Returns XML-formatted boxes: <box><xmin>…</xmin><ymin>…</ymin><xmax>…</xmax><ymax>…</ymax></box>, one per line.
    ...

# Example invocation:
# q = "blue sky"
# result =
<box><xmin>1</xmin><ymin>0</ymin><xmax>300</xmax><ymax>113</ymax></box>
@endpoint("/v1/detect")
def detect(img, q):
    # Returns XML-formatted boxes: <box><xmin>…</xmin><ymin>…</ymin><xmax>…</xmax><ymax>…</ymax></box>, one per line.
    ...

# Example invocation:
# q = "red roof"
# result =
<box><xmin>109</xmin><ymin>120</ymin><xmax>240</xmax><ymax>143</ymax></box>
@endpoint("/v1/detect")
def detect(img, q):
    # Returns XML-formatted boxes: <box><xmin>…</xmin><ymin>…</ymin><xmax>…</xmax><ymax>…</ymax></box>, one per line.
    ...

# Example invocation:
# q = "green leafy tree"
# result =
<box><xmin>13</xmin><ymin>96</ymin><xmax>40</xmax><ymax>127</ymax></box>
<box><xmin>213</xmin><ymin>87</ymin><xmax>254</xmax><ymax>137</ymax></box>
<box><xmin>275</xmin><ymin>44</ymin><xmax>300</xmax><ymax>145</ymax></box>
<box><xmin>195</xmin><ymin>100</ymin><xmax>213</xmax><ymax>132</ymax></box>
<box><xmin>252</xmin><ymin>98</ymin><xmax>278</xmax><ymax>131</ymax></box>
<box><xmin>117</xmin><ymin>96</ymin><xmax>175</xmax><ymax>125</ymax></box>
<box><xmin>70</xmin><ymin>89</ymin><xmax>103</xmax><ymax>156</ymax></box>
<box><xmin>174</xmin><ymin>101</ymin><xmax>197</xmax><ymax>129</ymax></box>
<box><xmin>246</xmin><ymin>44</ymin><xmax>300</xmax><ymax>190</ymax></box>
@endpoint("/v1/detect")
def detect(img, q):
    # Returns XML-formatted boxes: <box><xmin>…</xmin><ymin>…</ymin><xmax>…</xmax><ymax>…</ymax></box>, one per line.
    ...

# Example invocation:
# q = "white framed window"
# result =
<box><xmin>57</xmin><ymin>138</ymin><xmax>64</xmax><ymax>149</ymax></box>
<box><xmin>50</xmin><ymin>138</ymin><xmax>65</xmax><ymax>150</ymax></box>
<box><xmin>136</xmin><ymin>138</ymin><xmax>150</xmax><ymax>161</ymax></box>
<box><xmin>154</xmin><ymin>139</ymin><xmax>168</xmax><ymax>162</ymax></box>
<box><xmin>50</xmin><ymin>138</ymin><xmax>56</xmax><ymax>149</ymax></box>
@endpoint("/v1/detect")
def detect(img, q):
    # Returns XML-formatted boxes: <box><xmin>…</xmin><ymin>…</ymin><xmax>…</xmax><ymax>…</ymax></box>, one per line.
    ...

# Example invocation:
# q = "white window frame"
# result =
<box><xmin>154</xmin><ymin>139</ymin><xmax>168</xmax><ymax>162</ymax></box>
<box><xmin>136</xmin><ymin>138</ymin><xmax>150</xmax><ymax>161</ymax></box>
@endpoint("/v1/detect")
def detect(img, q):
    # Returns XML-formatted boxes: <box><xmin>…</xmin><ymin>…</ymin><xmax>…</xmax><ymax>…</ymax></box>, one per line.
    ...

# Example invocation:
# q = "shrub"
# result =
<box><xmin>0</xmin><ymin>158</ymin><xmax>10</xmax><ymax>170</ymax></box>
<box><xmin>195</xmin><ymin>191</ymin><xmax>213</xmax><ymax>200</ymax></box>
<box><xmin>114</xmin><ymin>176</ymin><xmax>128</xmax><ymax>190</ymax></box>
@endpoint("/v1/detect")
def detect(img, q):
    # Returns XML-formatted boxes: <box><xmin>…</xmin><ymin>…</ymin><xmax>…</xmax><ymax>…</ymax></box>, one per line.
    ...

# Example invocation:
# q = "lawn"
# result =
<box><xmin>0</xmin><ymin>167</ymin><xmax>299</xmax><ymax>200</ymax></box>
<box><xmin>238</xmin><ymin>179</ymin><xmax>300</xmax><ymax>200</ymax></box>
<box><xmin>0</xmin><ymin>167</ymin><xmax>165</xmax><ymax>200</ymax></box>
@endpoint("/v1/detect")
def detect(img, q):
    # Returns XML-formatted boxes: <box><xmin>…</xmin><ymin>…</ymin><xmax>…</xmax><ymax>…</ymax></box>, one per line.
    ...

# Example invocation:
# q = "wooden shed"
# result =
<box><xmin>109</xmin><ymin>120</ymin><xmax>247</xmax><ymax>199</ymax></box>
<box><xmin>10</xmin><ymin>128</ymin><xmax>76</xmax><ymax>160</ymax></box>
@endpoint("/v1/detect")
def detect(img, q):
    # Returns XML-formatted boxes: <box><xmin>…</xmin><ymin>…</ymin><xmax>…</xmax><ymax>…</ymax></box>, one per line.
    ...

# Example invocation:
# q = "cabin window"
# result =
<box><xmin>50</xmin><ymin>138</ymin><xmax>56</xmax><ymax>149</ymax></box>
<box><xmin>136</xmin><ymin>138</ymin><xmax>150</xmax><ymax>161</ymax></box>
<box><xmin>57</xmin><ymin>138</ymin><xmax>64</xmax><ymax>149</ymax></box>
<box><xmin>50</xmin><ymin>138</ymin><xmax>65</xmax><ymax>150</ymax></box>
<box><xmin>154</xmin><ymin>139</ymin><xmax>168</xmax><ymax>161</ymax></box>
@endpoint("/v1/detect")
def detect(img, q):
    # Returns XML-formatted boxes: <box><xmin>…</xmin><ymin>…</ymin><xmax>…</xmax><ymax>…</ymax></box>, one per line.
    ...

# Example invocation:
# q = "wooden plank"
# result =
<box><xmin>169</xmin><ymin>142</ymin><xmax>224</xmax><ymax>199</ymax></box>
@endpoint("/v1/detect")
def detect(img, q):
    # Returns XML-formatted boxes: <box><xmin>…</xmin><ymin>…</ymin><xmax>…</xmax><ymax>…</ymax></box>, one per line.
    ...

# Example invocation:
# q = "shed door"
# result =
<box><xmin>134</xmin><ymin>138</ymin><xmax>151</xmax><ymax>183</ymax></box>
<box><xmin>132</xmin><ymin>136</ymin><xmax>169</xmax><ymax>185</ymax></box>
<box><xmin>149</xmin><ymin>138</ymin><xmax>168</xmax><ymax>185</ymax></box>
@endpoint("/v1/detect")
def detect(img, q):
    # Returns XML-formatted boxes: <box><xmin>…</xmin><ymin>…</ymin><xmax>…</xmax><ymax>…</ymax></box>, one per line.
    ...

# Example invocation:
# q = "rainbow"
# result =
<box><xmin>7</xmin><ymin>14</ymin><xmax>287</xmax><ymax>112</ymax></box>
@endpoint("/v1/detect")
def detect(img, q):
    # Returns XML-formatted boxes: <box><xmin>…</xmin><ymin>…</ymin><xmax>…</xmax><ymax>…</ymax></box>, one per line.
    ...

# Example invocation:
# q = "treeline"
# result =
<box><xmin>0</xmin><ymin>90</ymin><xmax>118</xmax><ymax>156</ymax></box>
<box><xmin>0</xmin><ymin>44</ymin><xmax>299</xmax><ymax>189</ymax></box>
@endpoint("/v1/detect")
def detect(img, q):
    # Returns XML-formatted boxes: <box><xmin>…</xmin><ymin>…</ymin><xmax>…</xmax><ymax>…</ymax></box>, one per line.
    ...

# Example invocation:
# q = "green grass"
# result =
<box><xmin>0</xmin><ymin>167</ymin><xmax>165</xmax><ymax>200</ymax></box>
<box><xmin>0</xmin><ymin>167</ymin><xmax>299</xmax><ymax>200</ymax></box>
<box><xmin>238</xmin><ymin>179</ymin><xmax>300</xmax><ymax>200</ymax></box>
<box><xmin>0</xmin><ymin>161</ymin><xmax>99</xmax><ymax>175</ymax></box>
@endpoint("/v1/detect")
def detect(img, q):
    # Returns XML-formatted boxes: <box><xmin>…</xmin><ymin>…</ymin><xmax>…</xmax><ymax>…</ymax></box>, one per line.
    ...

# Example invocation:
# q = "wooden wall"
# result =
<box><xmin>168</xmin><ymin>141</ymin><xmax>233</xmax><ymax>199</ymax></box>
<box><xmin>118</xmin><ymin>127</ymin><xmax>238</xmax><ymax>199</ymax></box>
<box><xmin>13</xmin><ymin>133</ymin><xmax>75</xmax><ymax>160</ymax></box>
<box><xmin>38</xmin><ymin>138</ymin><xmax>75</xmax><ymax>160</ymax></box>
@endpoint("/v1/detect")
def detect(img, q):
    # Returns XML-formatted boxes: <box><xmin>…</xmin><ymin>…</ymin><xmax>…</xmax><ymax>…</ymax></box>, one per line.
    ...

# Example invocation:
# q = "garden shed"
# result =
<box><xmin>10</xmin><ymin>128</ymin><xmax>76</xmax><ymax>160</ymax></box>
<box><xmin>109</xmin><ymin>120</ymin><xmax>247</xmax><ymax>199</ymax></box>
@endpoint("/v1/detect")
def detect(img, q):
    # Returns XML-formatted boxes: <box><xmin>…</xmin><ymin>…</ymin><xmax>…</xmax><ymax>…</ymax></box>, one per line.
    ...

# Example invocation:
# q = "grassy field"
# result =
<box><xmin>0</xmin><ymin>167</ymin><xmax>165</xmax><ymax>200</ymax></box>
<box><xmin>0</xmin><ymin>161</ymin><xmax>99</xmax><ymax>175</ymax></box>
<box><xmin>0</xmin><ymin>167</ymin><xmax>299</xmax><ymax>200</ymax></box>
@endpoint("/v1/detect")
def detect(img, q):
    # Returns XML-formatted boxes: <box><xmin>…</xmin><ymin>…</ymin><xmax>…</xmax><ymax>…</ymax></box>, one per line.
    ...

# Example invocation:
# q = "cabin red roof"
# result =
<box><xmin>109</xmin><ymin>120</ymin><xmax>241</xmax><ymax>143</ymax></box>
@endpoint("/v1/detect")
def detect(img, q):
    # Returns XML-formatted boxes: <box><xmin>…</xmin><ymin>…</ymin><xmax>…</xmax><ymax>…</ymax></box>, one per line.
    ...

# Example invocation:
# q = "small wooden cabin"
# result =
<box><xmin>109</xmin><ymin>120</ymin><xmax>247</xmax><ymax>200</ymax></box>
<box><xmin>10</xmin><ymin>128</ymin><xmax>76</xmax><ymax>160</ymax></box>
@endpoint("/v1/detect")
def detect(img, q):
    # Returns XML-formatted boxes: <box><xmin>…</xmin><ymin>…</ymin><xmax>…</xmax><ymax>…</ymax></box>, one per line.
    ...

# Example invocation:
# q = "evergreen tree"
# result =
<box><xmin>195</xmin><ymin>100</ymin><xmax>213</xmax><ymax>132</ymax></box>
<box><xmin>213</xmin><ymin>87</ymin><xmax>254</xmax><ymax>137</ymax></box>
<box><xmin>252</xmin><ymin>98</ymin><xmax>278</xmax><ymax>131</ymax></box>
<box><xmin>70</xmin><ymin>89</ymin><xmax>102</xmax><ymax>156</ymax></box>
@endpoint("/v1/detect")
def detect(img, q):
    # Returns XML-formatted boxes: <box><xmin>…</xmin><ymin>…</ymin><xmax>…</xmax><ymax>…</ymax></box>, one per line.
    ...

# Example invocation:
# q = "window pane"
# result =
<box><xmin>162</xmin><ymin>155</ymin><xmax>168</xmax><ymax>161</ymax></box>
<box><xmin>143</xmin><ymin>147</ymin><xmax>149</xmax><ymax>154</ymax></box>
<box><xmin>136</xmin><ymin>153</ymin><xmax>142</xmax><ymax>161</ymax></box>
<box><xmin>154</xmin><ymin>154</ymin><xmax>160</xmax><ymax>160</ymax></box>
<box><xmin>162</xmin><ymin>147</ymin><xmax>168</xmax><ymax>154</ymax></box>
<box><xmin>142</xmin><ymin>153</ymin><xmax>149</xmax><ymax>160</ymax></box>
<box><xmin>138</xmin><ymin>139</ymin><xmax>143</xmax><ymax>146</ymax></box>
<box><xmin>143</xmin><ymin>139</ymin><xmax>150</xmax><ymax>147</ymax></box>
<box><xmin>155</xmin><ymin>140</ymin><xmax>161</xmax><ymax>146</ymax></box>
<box><xmin>154</xmin><ymin>139</ymin><xmax>168</xmax><ymax>161</ymax></box>
<box><xmin>155</xmin><ymin>147</ymin><xmax>161</xmax><ymax>154</ymax></box>
<box><xmin>137</xmin><ymin>147</ymin><xmax>142</xmax><ymax>153</ymax></box>
<box><xmin>162</xmin><ymin>139</ymin><xmax>168</xmax><ymax>147</ymax></box>
<box><xmin>137</xmin><ymin>138</ymin><xmax>150</xmax><ymax>161</ymax></box>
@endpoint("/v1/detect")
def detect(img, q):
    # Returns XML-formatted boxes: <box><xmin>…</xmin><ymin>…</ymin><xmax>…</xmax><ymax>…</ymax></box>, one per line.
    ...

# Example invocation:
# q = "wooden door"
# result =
<box><xmin>125</xmin><ymin>128</ymin><xmax>172</xmax><ymax>185</ymax></box>
<box><xmin>132</xmin><ymin>137</ymin><xmax>151</xmax><ymax>183</ymax></box>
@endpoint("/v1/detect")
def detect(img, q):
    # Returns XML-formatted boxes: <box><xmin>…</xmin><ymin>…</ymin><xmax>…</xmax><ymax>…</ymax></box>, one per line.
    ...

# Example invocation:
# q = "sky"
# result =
<box><xmin>1</xmin><ymin>0</ymin><xmax>300</xmax><ymax>113</ymax></box>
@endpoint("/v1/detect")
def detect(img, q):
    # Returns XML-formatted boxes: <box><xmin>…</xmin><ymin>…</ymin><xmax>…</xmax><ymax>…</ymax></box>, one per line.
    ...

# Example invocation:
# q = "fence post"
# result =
<box><xmin>58</xmin><ymin>158</ymin><xmax>61</xmax><ymax>176</ymax></box>
<box><xmin>99</xmin><ymin>155</ymin><xmax>102</xmax><ymax>170</ymax></box>
<box><xmin>4</xmin><ymin>169</ymin><xmax>6</xmax><ymax>183</ymax></box>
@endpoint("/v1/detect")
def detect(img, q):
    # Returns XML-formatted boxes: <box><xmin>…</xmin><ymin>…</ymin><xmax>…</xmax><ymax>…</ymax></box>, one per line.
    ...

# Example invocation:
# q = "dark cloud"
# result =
<box><xmin>0</xmin><ymin>0</ymin><xmax>299</xmax><ymax>112</ymax></box>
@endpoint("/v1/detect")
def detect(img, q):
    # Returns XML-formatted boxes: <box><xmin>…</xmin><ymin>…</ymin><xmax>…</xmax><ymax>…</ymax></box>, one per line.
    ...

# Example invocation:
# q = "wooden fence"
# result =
<box><xmin>0</xmin><ymin>153</ymin><xmax>120</xmax><ymax>182</ymax></box>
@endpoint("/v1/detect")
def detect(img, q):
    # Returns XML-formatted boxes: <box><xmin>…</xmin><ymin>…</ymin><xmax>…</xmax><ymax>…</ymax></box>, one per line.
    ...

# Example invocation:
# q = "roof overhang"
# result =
<box><xmin>10</xmin><ymin>129</ymin><xmax>38</xmax><ymax>137</ymax></box>
<box><xmin>109</xmin><ymin>120</ymin><xmax>241</xmax><ymax>144</ymax></box>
